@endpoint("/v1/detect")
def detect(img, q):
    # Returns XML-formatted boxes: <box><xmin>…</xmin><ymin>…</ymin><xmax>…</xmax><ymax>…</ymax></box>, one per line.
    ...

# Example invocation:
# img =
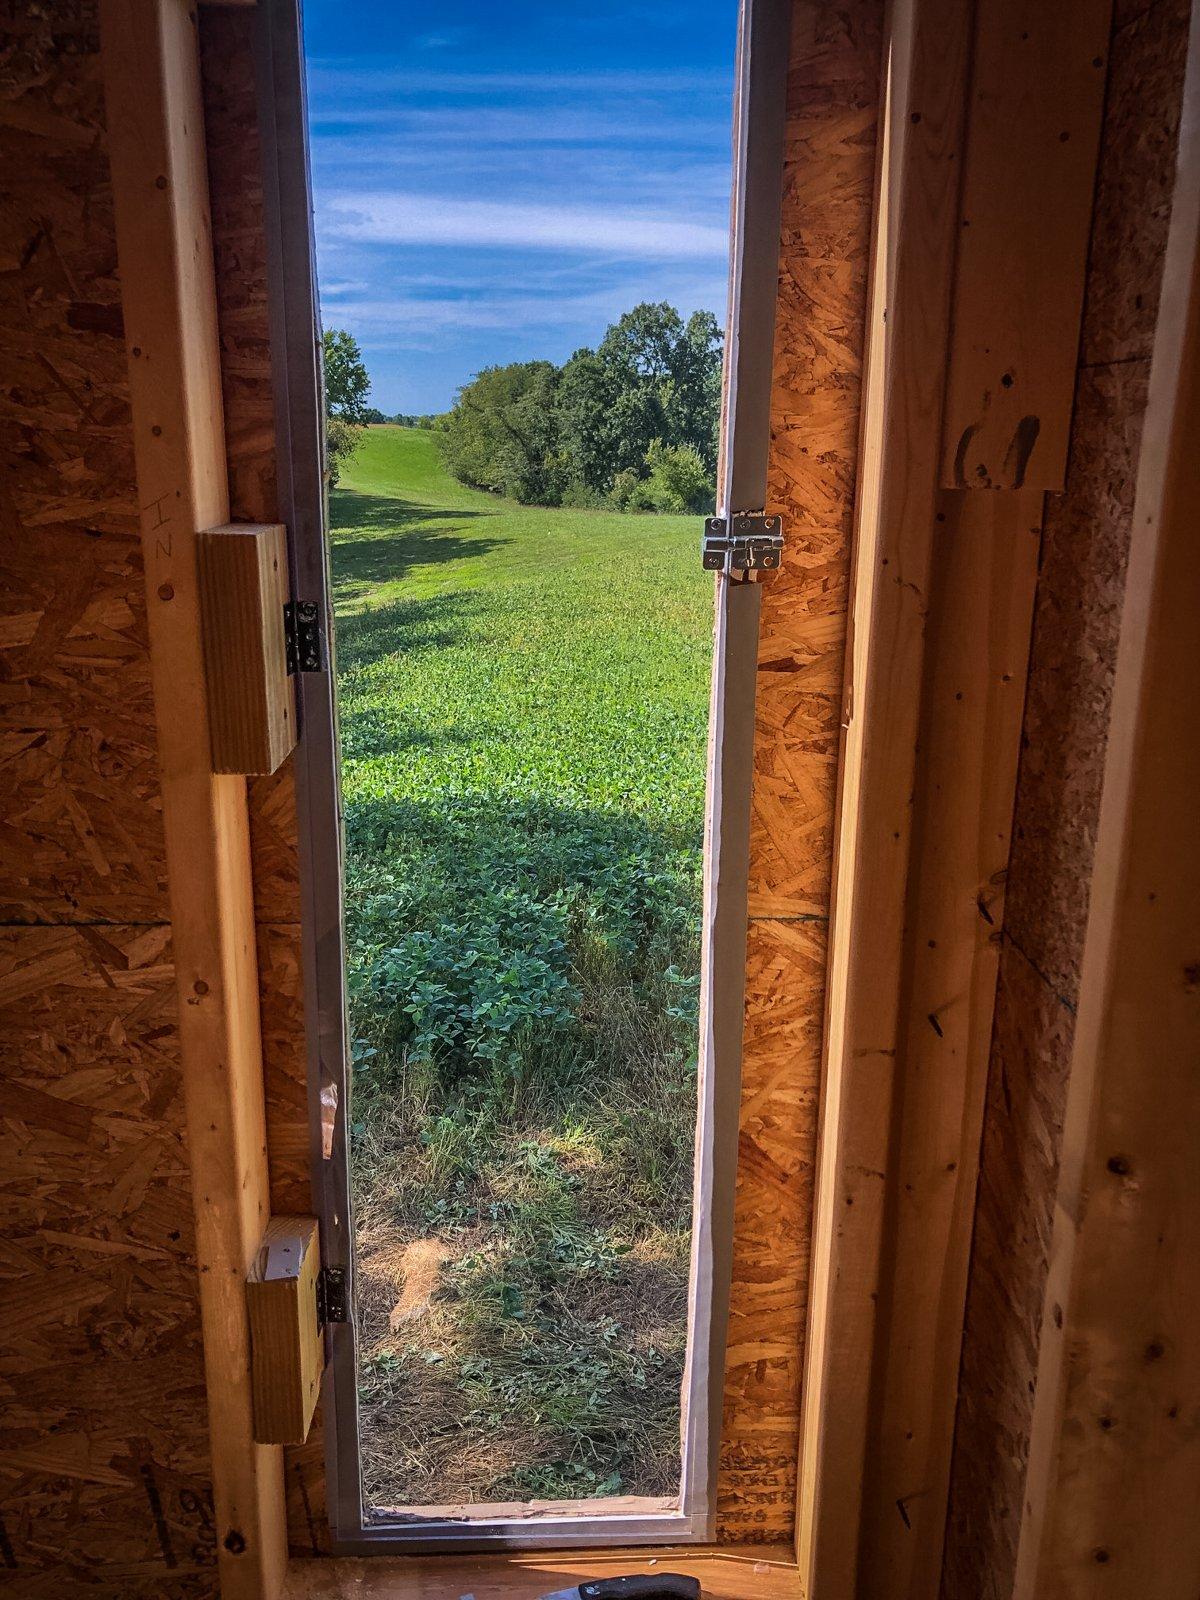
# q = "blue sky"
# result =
<box><xmin>302</xmin><ymin>1</ymin><xmax>737</xmax><ymax>415</ymax></box>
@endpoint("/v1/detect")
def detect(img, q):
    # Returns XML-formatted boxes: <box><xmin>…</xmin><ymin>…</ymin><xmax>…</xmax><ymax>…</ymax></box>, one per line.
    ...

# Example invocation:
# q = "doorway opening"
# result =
<box><xmin>271</xmin><ymin>0</ymin><xmax>789</xmax><ymax>1550</ymax></box>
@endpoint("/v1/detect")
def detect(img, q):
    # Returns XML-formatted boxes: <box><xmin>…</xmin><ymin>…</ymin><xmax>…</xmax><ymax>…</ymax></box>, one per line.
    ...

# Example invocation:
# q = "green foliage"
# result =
<box><xmin>437</xmin><ymin>302</ymin><xmax>722</xmax><ymax>511</ymax></box>
<box><xmin>322</xmin><ymin>327</ymin><xmax>371</xmax><ymax>422</ymax></box>
<box><xmin>322</xmin><ymin>327</ymin><xmax>372</xmax><ymax>487</ymax></box>
<box><xmin>642</xmin><ymin>439</ymin><xmax>715</xmax><ymax>514</ymax></box>
<box><xmin>437</xmin><ymin>360</ymin><xmax>565</xmax><ymax>504</ymax></box>
<box><xmin>333</xmin><ymin>427</ymin><xmax>710</xmax><ymax>1505</ymax></box>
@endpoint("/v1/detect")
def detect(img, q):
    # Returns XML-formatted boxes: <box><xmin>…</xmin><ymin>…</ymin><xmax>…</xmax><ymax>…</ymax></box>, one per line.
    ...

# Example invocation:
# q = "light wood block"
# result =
<box><xmin>939</xmin><ymin>0</ymin><xmax>1111</xmax><ymax>491</ymax></box>
<box><xmin>197</xmin><ymin>522</ymin><xmax>296</xmax><ymax>775</ymax></box>
<box><xmin>248</xmin><ymin>1217</ymin><xmax>323</xmax><ymax>1446</ymax></box>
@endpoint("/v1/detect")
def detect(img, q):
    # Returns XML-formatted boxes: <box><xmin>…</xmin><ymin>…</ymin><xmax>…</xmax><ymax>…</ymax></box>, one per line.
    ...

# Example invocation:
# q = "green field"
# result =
<box><xmin>333</xmin><ymin>426</ymin><xmax>713</xmax><ymax>1508</ymax></box>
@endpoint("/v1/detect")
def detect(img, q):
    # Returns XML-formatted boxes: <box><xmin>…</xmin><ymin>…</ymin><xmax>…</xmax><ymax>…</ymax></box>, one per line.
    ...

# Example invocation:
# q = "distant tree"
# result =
<box><xmin>555</xmin><ymin>303</ymin><xmax>722</xmax><ymax>500</ymax></box>
<box><xmin>438</xmin><ymin>362</ymin><xmax>565</xmax><ymax>504</ymax></box>
<box><xmin>361</xmin><ymin>405</ymin><xmax>388</xmax><ymax>425</ymax></box>
<box><xmin>436</xmin><ymin>303</ymin><xmax>723</xmax><ymax>511</ymax></box>
<box><xmin>322</xmin><ymin>328</ymin><xmax>371</xmax><ymax>485</ymax></box>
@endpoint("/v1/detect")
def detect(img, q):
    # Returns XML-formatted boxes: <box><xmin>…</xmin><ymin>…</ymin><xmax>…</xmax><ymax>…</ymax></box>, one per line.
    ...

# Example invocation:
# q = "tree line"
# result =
<box><xmin>437</xmin><ymin>302</ymin><xmax>722</xmax><ymax>514</ymax></box>
<box><xmin>322</xmin><ymin>302</ymin><xmax>724</xmax><ymax>514</ymax></box>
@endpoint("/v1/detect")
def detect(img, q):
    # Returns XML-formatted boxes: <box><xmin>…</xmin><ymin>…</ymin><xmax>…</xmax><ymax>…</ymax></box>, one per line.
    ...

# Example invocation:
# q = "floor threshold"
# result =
<box><xmin>283</xmin><ymin>1543</ymin><xmax>802</xmax><ymax>1599</ymax></box>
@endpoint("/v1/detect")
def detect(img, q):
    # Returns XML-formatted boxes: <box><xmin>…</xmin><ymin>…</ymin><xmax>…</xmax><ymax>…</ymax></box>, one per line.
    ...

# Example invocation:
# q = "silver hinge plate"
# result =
<box><xmin>701</xmin><ymin>511</ymin><xmax>784</xmax><ymax>574</ymax></box>
<box><xmin>284</xmin><ymin>600</ymin><xmax>323</xmax><ymax>674</ymax></box>
<box><xmin>317</xmin><ymin>1264</ymin><xmax>348</xmax><ymax>1326</ymax></box>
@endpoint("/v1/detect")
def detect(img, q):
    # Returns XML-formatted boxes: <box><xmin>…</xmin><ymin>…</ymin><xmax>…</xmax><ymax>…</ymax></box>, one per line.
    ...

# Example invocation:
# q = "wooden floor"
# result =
<box><xmin>283</xmin><ymin>1545</ymin><xmax>802</xmax><ymax>1599</ymax></box>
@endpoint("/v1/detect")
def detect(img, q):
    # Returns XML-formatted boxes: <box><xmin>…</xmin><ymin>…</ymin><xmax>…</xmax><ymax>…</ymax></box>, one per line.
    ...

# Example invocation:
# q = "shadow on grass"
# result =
<box><xmin>334</xmin><ymin>589</ymin><xmax>476</xmax><ymax>671</ymax></box>
<box><xmin>330</xmin><ymin>487</ymin><xmax>507</xmax><ymax>594</ymax></box>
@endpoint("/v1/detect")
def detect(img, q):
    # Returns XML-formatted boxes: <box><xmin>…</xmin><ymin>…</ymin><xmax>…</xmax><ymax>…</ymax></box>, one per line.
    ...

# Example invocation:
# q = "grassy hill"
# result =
<box><xmin>332</xmin><ymin>427</ymin><xmax>712</xmax><ymax>1509</ymax></box>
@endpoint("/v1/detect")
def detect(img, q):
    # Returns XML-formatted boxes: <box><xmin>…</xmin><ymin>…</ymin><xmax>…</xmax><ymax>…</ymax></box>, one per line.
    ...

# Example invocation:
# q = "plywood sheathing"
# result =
<box><xmin>716</xmin><ymin>0</ymin><xmax>882</xmax><ymax>1541</ymax></box>
<box><xmin>197</xmin><ymin>6</ymin><xmax>329</xmax><ymax>1558</ymax></box>
<box><xmin>0</xmin><ymin>7</ymin><xmax>216</xmax><ymax>1592</ymax></box>
<box><xmin>0</xmin><ymin>16</ymin><xmax>168</xmax><ymax>928</ymax></box>
<box><xmin>0</xmin><ymin>929</ymin><xmax>216</xmax><ymax>1600</ymax></box>
<box><xmin>941</xmin><ymin>3</ymin><xmax>1192</xmax><ymax>1594</ymax></box>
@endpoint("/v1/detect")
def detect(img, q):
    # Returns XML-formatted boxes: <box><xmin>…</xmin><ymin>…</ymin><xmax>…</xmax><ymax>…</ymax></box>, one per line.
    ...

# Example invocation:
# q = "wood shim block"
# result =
<box><xmin>197</xmin><ymin>522</ymin><xmax>296</xmax><ymax>775</ymax></box>
<box><xmin>247</xmin><ymin>1217</ymin><xmax>323</xmax><ymax>1446</ymax></box>
<box><xmin>940</xmin><ymin>0</ymin><xmax>1111</xmax><ymax>491</ymax></box>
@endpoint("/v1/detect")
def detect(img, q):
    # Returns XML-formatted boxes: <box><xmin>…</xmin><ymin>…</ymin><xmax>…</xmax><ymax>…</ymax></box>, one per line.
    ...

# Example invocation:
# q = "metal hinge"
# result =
<box><xmin>701</xmin><ymin>510</ymin><xmax>784</xmax><ymax>574</ymax></box>
<box><xmin>316</xmin><ymin>1265</ymin><xmax>348</xmax><ymax>1326</ymax></box>
<box><xmin>283</xmin><ymin>600</ymin><xmax>323</xmax><ymax>674</ymax></box>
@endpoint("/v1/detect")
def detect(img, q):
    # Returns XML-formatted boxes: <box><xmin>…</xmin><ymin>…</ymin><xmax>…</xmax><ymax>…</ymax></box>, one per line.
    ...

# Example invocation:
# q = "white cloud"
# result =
<box><xmin>306</xmin><ymin>63</ymin><xmax>731</xmax><ymax>100</ymax></box>
<box><xmin>322</xmin><ymin>192</ymin><xmax>728</xmax><ymax>261</ymax></box>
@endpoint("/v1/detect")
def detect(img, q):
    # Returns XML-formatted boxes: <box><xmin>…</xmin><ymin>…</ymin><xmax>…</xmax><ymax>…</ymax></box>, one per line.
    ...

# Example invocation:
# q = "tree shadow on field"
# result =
<box><xmin>330</xmin><ymin>488</ymin><xmax>507</xmax><ymax>596</ymax></box>
<box><xmin>341</xmin><ymin>704</ymin><xmax>478</xmax><ymax>762</ymax></box>
<box><xmin>334</xmin><ymin>590</ymin><xmax>474</xmax><ymax>671</ymax></box>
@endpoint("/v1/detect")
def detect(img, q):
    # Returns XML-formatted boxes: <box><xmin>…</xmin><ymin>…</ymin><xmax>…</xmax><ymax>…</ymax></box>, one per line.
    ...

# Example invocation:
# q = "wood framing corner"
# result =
<box><xmin>99</xmin><ymin>0</ymin><xmax>287</xmax><ymax>1593</ymax></box>
<box><xmin>795</xmin><ymin>1</ymin><xmax>1110</xmax><ymax>1594</ymax></box>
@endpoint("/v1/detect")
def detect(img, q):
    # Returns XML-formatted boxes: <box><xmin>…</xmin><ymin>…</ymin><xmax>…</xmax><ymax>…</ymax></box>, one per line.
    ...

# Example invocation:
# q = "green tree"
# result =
<box><xmin>322</xmin><ymin>328</ymin><xmax>371</xmax><ymax>485</ymax></box>
<box><xmin>438</xmin><ymin>362</ymin><xmax>565</xmax><ymax>504</ymax></box>
<box><xmin>555</xmin><ymin>303</ymin><xmax>722</xmax><ymax>500</ymax></box>
<box><xmin>435</xmin><ymin>303</ymin><xmax>723</xmax><ymax>511</ymax></box>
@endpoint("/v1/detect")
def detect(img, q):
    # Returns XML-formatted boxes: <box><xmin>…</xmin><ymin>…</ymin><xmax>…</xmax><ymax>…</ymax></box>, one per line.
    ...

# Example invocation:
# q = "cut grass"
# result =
<box><xmin>333</xmin><ymin>427</ymin><xmax>711</xmax><ymax>1509</ymax></box>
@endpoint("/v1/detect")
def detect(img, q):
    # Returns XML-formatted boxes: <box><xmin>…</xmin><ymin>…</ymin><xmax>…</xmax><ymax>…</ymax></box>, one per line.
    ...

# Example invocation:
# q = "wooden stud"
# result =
<box><xmin>940</xmin><ymin>0</ymin><xmax>1112</xmax><ymax>492</ymax></box>
<box><xmin>1014</xmin><ymin>26</ymin><xmax>1200</xmax><ymax>1595</ymax></box>
<box><xmin>796</xmin><ymin>1</ymin><xmax>976</xmax><ymax>1587</ymax></box>
<box><xmin>197</xmin><ymin>522</ymin><xmax>296</xmax><ymax>776</ymax></box>
<box><xmin>99</xmin><ymin>1</ymin><xmax>287</xmax><ymax>1595</ymax></box>
<box><xmin>854</xmin><ymin>485</ymin><xmax>1041</xmax><ymax>1597</ymax></box>
<box><xmin>247</xmin><ymin>1217</ymin><xmax>322</xmax><ymax>1446</ymax></box>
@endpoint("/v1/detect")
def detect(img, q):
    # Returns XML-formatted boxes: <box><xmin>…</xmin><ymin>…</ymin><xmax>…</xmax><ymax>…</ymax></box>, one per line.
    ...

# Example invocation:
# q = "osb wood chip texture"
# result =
<box><xmin>0</xmin><ymin>9</ymin><xmax>216</xmax><ymax>1592</ymax></box>
<box><xmin>198</xmin><ymin>6</ymin><xmax>324</xmax><ymax>1558</ymax></box>
<box><xmin>716</xmin><ymin>0</ymin><xmax>882</xmax><ymax>1540</ymax></box>
<box><xmin>941</xmin><ymin>3</ymin><xmax>1192</xmax><ymax>1595</ymax></box>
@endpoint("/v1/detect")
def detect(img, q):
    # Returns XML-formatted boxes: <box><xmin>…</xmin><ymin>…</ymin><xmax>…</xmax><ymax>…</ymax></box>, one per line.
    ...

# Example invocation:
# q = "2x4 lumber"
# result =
<box><xmin>247</xmin><ymin>1217</ymin><xmax>322</xmax><ymax>1445</ymax></box>
<box><xmin>1014</xmin><ymin>24</ymin><xmax>1200</xmax><ymax>1595</ymax></box>
<box><xmin>99</xmin><ymin>2</ymin><xmax>286</xmax><ymax>1596</ymax></box>
<box><xmin>197</xmin><ymin>522</ymin><xmax>296</xmax><ymax>776</ymax></box>
<box><xmin>796</xmin><ymin>0</ymin><xmax>976</xmax><ymax>1588</ymax></box>
<box><xmin>856</xmin><ymin>486</ymin><xmax>1041</xmax><ymax>1598</ymax></box>
<box><xmin>940</xmin><ymin>0</ymin><xmax>1111</xmax><ymax>492</ymax></box>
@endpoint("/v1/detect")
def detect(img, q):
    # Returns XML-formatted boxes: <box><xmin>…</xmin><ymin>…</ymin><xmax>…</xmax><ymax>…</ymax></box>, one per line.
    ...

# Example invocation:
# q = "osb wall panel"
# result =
<box><xmin>941</xmin><ymin>3</ymin><xmax>1191</xmax><ymax>1594</ymax></box>
<box><xmin>0</xmin><ymin>8</ymin><xmax>216</xmax><ymax>1593</ymax></box>
<box><xmin>199</xmin><ymin>8</ymin><xmax>324</xmax><ymax>1556</ymax></box>
<box><xmin>717</xmin><ymin>0</ymin><xmax>882</xmax><ymax>1539</ymax></box>
<box><xmin>0</xmin><ymin>929</ymin><xmax>215</xmax><ymax>1599</ymax></box>
<box><xmin>0</xmin><ymin>18</ymin><xmax>167</xmax><ymax>927</ymax></box>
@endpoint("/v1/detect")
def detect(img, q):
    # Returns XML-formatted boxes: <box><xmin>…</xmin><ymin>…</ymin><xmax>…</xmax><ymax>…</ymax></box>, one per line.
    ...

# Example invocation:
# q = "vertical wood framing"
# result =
<box><xmin>796</xmin><ymin>3</ymin><xmax>976</xmax><ymax>1586</ymax></box>
<box><xmin>1013</xmin><ymin>23</ymin><xmax>1200</xmax><ymax>1592</ymax></box>
<box><xmin>940</xmin><ymin>1</ymin><xmax>1111</xmax><ymax>492</ymax></box>
<box><xmin>251</xmin><ymin>0</ymin><xmax>351</xmax><ymax>1553</ymax></box>
<box><xmin>100</xmin><ymin>1</ymin><xmax>287</xmax><ymax>1594</ymax></box>
<box><xmin>797</xmin><ymin>2</ymin><xmax>1110</xmax><ymax>1593</ymax></box>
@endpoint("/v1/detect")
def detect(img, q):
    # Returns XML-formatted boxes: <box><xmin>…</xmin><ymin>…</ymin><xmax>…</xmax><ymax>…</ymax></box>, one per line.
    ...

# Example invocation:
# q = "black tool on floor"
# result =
<box><xmin>538</xmin><ymin>1576</ymin><xmax>702</xmax><ymax>1600</ymax></box>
